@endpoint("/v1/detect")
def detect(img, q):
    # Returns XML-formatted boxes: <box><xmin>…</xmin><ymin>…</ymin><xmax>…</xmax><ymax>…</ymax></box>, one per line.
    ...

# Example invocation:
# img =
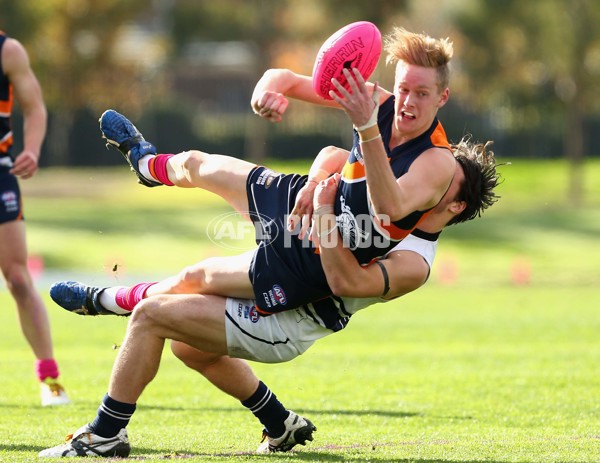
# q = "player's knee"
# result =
<box><xmin>180</xmin><ymin>150</ymin><xmax>209</xmax><ymax>181</ymax></box>
<box><xmin>176</xmin><ymin>258</ymin><xmax>223</xmax><ymax>294</ymax></box>
<box><xmin>175</xmin><ymin>264</ymin><xmax>208</xmax><ymax>293</ymax></box>
<box><xmin>170</xmin><ymin>341</ymin><xmax>220</xmax><ymax>371</ymax></box>
<box><xmin>129</xmin><ymin>296</ymin><xmax>164</xmax><ymax>329</ymax></box>
<box><xmin>2</xmin><ymin>263</ymin><xmax>32</xmax><ymax>297</ymax></box>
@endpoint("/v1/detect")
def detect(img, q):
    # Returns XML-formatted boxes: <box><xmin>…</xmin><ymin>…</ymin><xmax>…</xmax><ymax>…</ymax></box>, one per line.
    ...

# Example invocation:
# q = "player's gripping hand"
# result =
<box><xmin>330</xmin><ymin>68</ymin><xmax>380</xmax><ymax>130</ymax></box>
<box><xmin>251</xmin><ymin>90</ymin><xmax>289</xmax><ymax>123</ymax></box>
<box><xmin>310</xmin><ymin>174</ymin><xmax>340</xmax><ymax>245</ymax></box>
<box><xmin>313</xmin><ymin>173</ymin><xmax>339</xmax><ymax>210</ymax></box>
<box><xmin>287</xmin><ymin>179</ymin><xmax>318</xmax><ymax>239</ymax></box>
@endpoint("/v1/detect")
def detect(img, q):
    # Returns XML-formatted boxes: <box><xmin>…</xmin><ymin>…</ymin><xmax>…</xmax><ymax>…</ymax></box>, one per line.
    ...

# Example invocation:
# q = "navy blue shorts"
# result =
<box><xmin>0</xmin><ymin>167</ymin><xmax>23</xmax><ymax>224</ymax></box>
<box><xmin>246</xmin><ymin>167</ymin><xmax>332</xmax><ymax>314</ymax></box>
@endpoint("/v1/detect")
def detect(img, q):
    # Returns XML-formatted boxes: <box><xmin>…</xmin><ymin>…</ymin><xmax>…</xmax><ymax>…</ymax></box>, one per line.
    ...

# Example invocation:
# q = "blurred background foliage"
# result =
<box><xmin>1</xmin><ymin>0</ymin><xmax>600</xmax><ymax>204</ymax></box>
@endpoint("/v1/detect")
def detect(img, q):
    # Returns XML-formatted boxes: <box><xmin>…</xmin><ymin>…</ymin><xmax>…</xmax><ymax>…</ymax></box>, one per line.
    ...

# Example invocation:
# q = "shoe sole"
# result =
<box><xmin>271</xmin><ymin>419</ymin><xmax>317</xmax><ymax>452</ymax></box>
<box><xmin>292</xmin><ymin>419</ymin><xmax>317</xmax><ymax>446</ymax></box>
<box><xmin>99</xmin><ymin>110</ymin><xmax>160</xmax><ymax>188</ymax></box>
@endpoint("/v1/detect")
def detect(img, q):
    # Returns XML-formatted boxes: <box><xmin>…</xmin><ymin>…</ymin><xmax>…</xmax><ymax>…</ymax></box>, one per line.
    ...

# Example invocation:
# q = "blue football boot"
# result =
<box><xmin>99</xmin><ymin>109</ymin><xmax>161</xmax><ymax>187</ymax></box>
<box><xmin>50</xmin><ymin>281</ymin><xmax>118</xmax><ymax>316</ymax></box>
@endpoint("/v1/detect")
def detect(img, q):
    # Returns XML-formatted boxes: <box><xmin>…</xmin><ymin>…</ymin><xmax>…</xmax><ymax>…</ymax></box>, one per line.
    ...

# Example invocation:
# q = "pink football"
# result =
<box><xmin>312</xmin><ymin>21</ymin><xmax>382</xmax><ymax>100</ymax></box>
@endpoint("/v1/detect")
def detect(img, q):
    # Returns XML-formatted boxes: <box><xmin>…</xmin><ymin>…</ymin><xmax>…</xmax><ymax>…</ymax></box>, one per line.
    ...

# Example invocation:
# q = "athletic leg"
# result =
<box><xmin>100</xmin><ymin>109</ymin><xmax>256</xmax><ymax>215</ymax></box>
<box><xmin>50</xmin><ymin>251</ymin><xmax>255</xmax><ymax>316</ymax></box>
<box><xmin>145</xmin><ymin>250</ymin><xmax>255</xmax><ymax>299</ymax></box>
<box><xmin>39</xmin><ymin>294</ymin><xmax>228</xmax><ymax>457</ymax></box>
<box><xmin>170</xmin><ymin>341</ymin><xmax>316</xmax><ymax>453</ymax></box>
<box><xmin>0</xmin><ymin>221</ymin><xmax>53</xmax><ymax>359</ymax></box>
<box><xmin>170</xmin><ymin>342</ymin><xmax>259</xmax><ymax>400</ymax></box>
<box><xmin>107</xmin><ymin>294</ymin><xmax>229</xmax><ymax>404</ymax></box>
<box><xmin>60</xmin><ymin>294</ymin><xmax>228</xmax><ymax>438</ymax></box>
<box><xmin>0</xmin><ymin>220</ymin><xmax>69</xmax><ymax>405</ymax></box>
<box><xmin>89</xmin><ymin>295</ymin><xmax>229</xmax><ymax>441</ymax></box>
<box><xmin>158</xmin><ymin>151</ymin><xmax>256</xmax><ymax>215</ymax></box>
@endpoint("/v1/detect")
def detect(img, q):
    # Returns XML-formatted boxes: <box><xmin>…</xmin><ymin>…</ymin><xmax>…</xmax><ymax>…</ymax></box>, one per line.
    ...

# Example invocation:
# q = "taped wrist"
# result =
<box><xmin>313</xmin><ymin>205</ymin><xmax>335</xmax><ymax>216</ymax></box>
<box><xmin>353</xmin><ymin>87</ymin><xmax>381</xmax><ymax>132</ymax></box>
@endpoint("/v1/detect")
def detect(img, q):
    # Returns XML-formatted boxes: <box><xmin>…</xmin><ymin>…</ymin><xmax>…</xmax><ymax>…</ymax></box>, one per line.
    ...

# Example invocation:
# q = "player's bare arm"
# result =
<box><xmin>2</xmin><ymin>38</ymin><xmax>46</xmax><ymax>179</ymax></box>
<box><xmin>251</xmin><ymin>69</ymin><xmax>338</xmax><ymax>122</ymax></box>
<box><xmin>251</xmin><ymin>68</ymin><xmax>389</xmax><ymax>123</ymax></box>
<box><xmin>374</xmin><ymin>147</ymin><xmax>457</xmax><ymax>220</ymax></box>
<box><xmin>313</xmin><ymin>175</ymin><xmax>428</xmax><ymax>298</ymax></box>
<box><xmin>321</xmin><ymin>236</ymin><xmax>428</xmax><ymax>299</ymax></box>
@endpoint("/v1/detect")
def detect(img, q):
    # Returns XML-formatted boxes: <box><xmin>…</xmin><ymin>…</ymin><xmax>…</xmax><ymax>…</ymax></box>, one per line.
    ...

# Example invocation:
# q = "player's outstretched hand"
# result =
<box><xmin>330</xmin><ymin>68</ymin><xmax>380</xmax><ymax>130</ymax></box>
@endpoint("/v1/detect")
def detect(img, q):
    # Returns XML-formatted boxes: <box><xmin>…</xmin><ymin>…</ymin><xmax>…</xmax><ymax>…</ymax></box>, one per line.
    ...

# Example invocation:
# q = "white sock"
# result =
<box><xmin>137</xmin><ymin>155</ymin><xmax>155</xmax><ymax>182</ymax></box>
<box><xmin>99</xmin><ymin>287</ymin><xmax>131</xmax><ymax>315</ymax></box>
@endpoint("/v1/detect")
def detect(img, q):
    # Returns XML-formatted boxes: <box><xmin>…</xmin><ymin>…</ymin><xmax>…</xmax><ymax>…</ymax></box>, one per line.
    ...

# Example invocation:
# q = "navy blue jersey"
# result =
<box><xmin>247</xmin><ymin>97</ymin><xmax>451</xmax><ymax>314</ymax></box>
<box><xmin>0</xmin><ymin>34</ymin><xmax>22</xmax><ymax>223</ymax></box>
<box><xmin>335</xmin><ymin>96</ymin><xmax>451</xmax><ymax>264</ymax></box>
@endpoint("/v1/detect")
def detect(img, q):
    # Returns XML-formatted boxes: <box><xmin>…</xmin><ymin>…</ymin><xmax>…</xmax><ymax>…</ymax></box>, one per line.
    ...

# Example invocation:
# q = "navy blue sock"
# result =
<box><xmin>90</xmin><ymin>393</ymin><xmax>136</xmax><ymax>438</ymax></box>
<box><xmin>241</xmin><ymin>381</ymin><xmax>289</xmax><ymax>437</ymax></box>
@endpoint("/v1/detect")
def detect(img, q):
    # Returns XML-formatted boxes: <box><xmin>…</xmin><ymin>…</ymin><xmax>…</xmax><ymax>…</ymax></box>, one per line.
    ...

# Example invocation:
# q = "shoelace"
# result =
<box><xmin>48</xmin><ymin>383</ymin><xmax>64</xmax><ymax>396</ymax></box>
<box><xmin>64</xmin><ymin>432</ymin><xmax>91</xmax><ymax>443</ymax></box>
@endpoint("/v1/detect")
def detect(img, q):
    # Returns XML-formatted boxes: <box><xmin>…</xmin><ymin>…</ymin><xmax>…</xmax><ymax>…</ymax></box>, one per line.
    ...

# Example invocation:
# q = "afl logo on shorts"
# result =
<box><xmin>241</xmin><ymin>304</ymin><xmax>260</xmax><ymax>323</ymax></box>
<box><xmin>2</xmin><ymin>190</ymin><xmax>18</xmax><ymax>213</ymax></box>
<box><xmin>248</xmin><ymin>306</ymin><xmax>259</xmax><ymax>323</ymax></box>
<box><xmin>272</xmin><ymin>285</ymin><xmax>287</xmax><ymax>305</ymax></box>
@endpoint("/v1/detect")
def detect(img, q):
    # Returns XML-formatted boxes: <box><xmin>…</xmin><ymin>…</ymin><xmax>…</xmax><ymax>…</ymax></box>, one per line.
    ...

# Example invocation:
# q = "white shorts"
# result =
<box><xmin>224</xmin><ymin>232</ymin><xmax>438</xmax><ymax>364</ymax></box>
<box><xmin>224</xmin><ymin>299</ymin><xmax>332</xmax><ymax>363</ymax></box>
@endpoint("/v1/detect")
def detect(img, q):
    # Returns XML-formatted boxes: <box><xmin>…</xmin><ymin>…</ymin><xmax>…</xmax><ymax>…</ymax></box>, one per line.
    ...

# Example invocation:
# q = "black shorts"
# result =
<box><xmin>0</xmin><ymin>167</ymin><xmax>23</xmax><ymax>224</ymax></box>
<box><xmin>246</xmin><ymin>167</ymin><xmax>331</xmax><ymax>314</ymax></box>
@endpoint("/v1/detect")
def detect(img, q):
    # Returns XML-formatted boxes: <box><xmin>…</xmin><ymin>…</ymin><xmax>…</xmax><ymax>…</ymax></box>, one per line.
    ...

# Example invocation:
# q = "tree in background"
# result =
<box><xmin>453</xmin><ymin>0</ymin><xmax>600</xmax><ymax>204</ymax></box>
<box><xmin>166</xmin><ymin>0</ymin><xmax>404</xmax><ymax>161</ymax></box>
<box><xmin>2</xmin><ymin>0</ymin><xmax>598</xmax><ymax>193</ymax></box>
<box><xmin>0</xmin><ymin>0</ymin><xmax>169</xmax><ymax>164</ymax></box>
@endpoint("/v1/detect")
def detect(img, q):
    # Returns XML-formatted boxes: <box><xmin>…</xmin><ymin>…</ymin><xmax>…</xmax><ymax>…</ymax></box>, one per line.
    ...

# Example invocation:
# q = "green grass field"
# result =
<box><xmin>1</xmin><ymin>159</ymin><xmax>599</xmax><ymax>462</ymax></box>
